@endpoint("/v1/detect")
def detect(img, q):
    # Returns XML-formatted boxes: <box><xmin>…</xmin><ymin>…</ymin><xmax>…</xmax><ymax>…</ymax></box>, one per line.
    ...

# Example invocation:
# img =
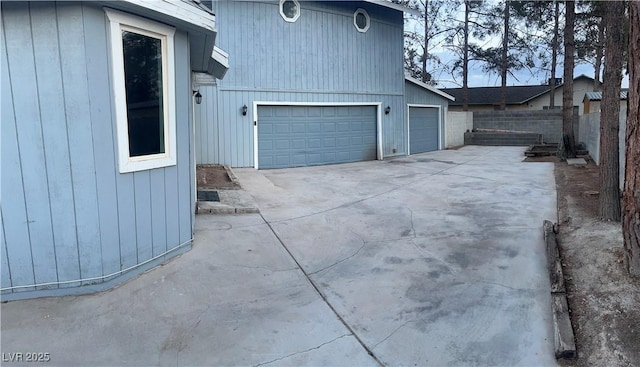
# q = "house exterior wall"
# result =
<box><xmin>195</xmin><ymin>0</ymin><xmax>405</xmax><ymax>167</ymax></box>
<box><xmin>404</xmin><ymin>81</ymin><xmax>450</xmax><ymax>149</ymax></box>
<box><xmin>583</xmin><ymin>100</ymin><xmax>628</xmax><ymax>114</ymax></box>
<box><xmin>1</xmin><ymin>2</ymin><xmax>195</xmax><ymax>300</ymax></box>
<box><xmin>525</xmin><ymin>78</ymin><xmax>594</xmax><ymax>116</ymax></box>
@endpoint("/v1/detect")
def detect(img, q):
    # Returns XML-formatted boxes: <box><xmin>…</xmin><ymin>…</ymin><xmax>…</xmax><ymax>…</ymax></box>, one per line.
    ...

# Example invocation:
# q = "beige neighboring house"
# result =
<box><xmin>442</xmin><ymin>75</ymin><xmax>595</xmax><ymax>116</ymax></box>
<box><xmin>583</xmin><ymin>89</ymin><xmax>629</xmax><ymax>114</ymax></box>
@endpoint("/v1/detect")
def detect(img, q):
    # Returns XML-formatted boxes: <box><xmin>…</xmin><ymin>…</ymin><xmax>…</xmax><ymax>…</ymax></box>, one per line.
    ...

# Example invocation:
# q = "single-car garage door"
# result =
<box><xmin>409</xmin><ymin>107</ymin><xmax>439</xmax><ymax>154</ymax></box>
<box><xmin>257</xmin><ymin>105</ymin><xmax>377</xmax><ymax>169</ymax></box>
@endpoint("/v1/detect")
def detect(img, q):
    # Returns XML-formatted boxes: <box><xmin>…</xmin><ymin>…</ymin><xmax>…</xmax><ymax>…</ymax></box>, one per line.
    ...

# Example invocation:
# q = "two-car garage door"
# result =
<box><xmin>257</xmin><ymin>105</ymin><xmax>377</xmax><ymax>169</ymax></box>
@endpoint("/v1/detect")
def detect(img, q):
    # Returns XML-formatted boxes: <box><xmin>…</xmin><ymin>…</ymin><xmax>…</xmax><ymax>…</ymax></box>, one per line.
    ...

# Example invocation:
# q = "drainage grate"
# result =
<box><xmin>197</xmin><ymin>190</ymin><xmax>220</xmax><ymax>202</ymax></box>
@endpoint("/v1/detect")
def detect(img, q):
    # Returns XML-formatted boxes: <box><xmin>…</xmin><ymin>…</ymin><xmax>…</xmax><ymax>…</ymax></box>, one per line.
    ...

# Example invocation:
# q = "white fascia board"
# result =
<box><xmin>209</xmin><ymin>46</ymin><xmax>229</xmax><ymax>79</ymax></box>
<box><xmin>212</xmin><ymin>46</ymin><xmax>229</xmax><ymax>69</ymax></box>
<box><xmin>405</xmin><ymin>76</ymin><xmax>456</xmax><ymax>101</ymax></box>
<box><xmin>363</xmin><ymin>0</ymin><xmax>421</xmax><ymax>16</ymax></box>
<box><xmin>122</xmin><ymin>0</ymin><xmax>215</xmax><ymax>32</ymax></box>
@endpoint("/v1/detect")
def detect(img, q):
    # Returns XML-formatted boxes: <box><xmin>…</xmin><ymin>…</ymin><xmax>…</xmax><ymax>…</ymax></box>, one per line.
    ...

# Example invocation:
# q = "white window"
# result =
<box><xmin>105</xmin><ymin>9</ymin><xmax>176</xmax><ymax>173</ymax></box>
<box><xmin>354</xmin><ymin>8</ymin><xmax>370</xmax><ymax>33</ymax></box>
<box><xmin>279</xmin><ymin>0</ymin><xmax>300</xmax><ymax>22</ymax></box>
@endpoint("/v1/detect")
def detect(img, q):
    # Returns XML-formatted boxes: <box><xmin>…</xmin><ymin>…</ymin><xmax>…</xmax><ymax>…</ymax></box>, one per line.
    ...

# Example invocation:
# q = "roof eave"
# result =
<box><xmin>405</xmin><ymin>76</ymin><xmax>455</xmax><ymax>101</ymax></box>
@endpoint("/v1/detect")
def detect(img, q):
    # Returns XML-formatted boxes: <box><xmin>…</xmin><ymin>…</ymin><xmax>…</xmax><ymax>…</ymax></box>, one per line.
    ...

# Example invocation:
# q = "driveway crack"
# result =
<box><xmin>308</xmin><ymin>238</ymin><xmax>367</xmax><ymax>276</ymax></box>
<box><xmin>372</xmin><ymin>320</ymin><xmax>417</xmax><ymax>350</ymax></box>
<box><xmin>259</xmin><ymin>213</ymin><xmax>384</xmax><ymax>366</ymax></box>
<box><xmin>253</xmin><ymin>334</ymin><xmax>351</xmax><ymax>367</ymax></box>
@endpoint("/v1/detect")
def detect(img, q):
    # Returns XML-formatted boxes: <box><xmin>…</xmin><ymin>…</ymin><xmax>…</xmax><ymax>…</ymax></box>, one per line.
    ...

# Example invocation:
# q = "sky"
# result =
<box><xmin>403</xmin><ymin>1</ymin><xmax>631</xmax><ymax>89</ymax></box>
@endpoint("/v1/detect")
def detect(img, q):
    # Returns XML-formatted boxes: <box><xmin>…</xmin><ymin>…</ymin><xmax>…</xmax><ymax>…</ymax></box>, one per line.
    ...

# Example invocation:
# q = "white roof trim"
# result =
<box><xmin>405</xmin><ymin>76</ymin><xmax>455</xmax><ymax>101</ymax></box>
<box><xmin>212</xmin><ymin>46</ymin><xmax>229</xmax><ymax>69</ymax></box>
<box><xmin>210</xmin><ymin>46</ymin><xmax>229</xmax><ymax>79</ymax></box>
<box><xmin>363</xmin><ymin>0</ymin><xmax>421</xmax><ymax>16</ymax></box>
<box><xmin>121</xmin><ymin>0</ymin><xmax>215</xmax><ymax>32</ymax></box>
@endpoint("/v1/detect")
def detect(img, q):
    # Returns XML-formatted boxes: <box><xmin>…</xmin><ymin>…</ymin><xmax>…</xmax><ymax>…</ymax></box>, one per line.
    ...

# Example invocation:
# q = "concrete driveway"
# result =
<box><xmin>1</xmin><ymin>146</ymin><xmax>558</xmax><ymax>366</ymax></box>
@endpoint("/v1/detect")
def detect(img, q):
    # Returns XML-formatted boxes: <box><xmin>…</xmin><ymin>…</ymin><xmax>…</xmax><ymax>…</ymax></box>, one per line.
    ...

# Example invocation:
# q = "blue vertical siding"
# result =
<box><xmin>1</xmin><ymin>219</ymin><xmax>11</xmax><ymax>289</ymax></box>
<box><xmin>196</xmin><ymin>1</ymin><xmax>405</xmax><ymax>167</ymax></box>
<box><xmin>57</xmin><ymin>2</ymin><xmax>103</xmax><ymax>285</ymax></box>
<box><xmin>2</xmin><ymin>25</ymin><xmax>36</xmax><ymax>290</ymax></box>
<box><xmin>3</xmin><ymin>3</ymin><xmax>58</xmax><ymax>289</ymax></box>
<box><xmin>82</xmin><ymin>3</ymin><xmax>121</xmax><ymax>278</ymax></box>
<box><xmin>1</xmin><ymin>2</ymin><xmax>195</xmax><ymax>299</ymax></box>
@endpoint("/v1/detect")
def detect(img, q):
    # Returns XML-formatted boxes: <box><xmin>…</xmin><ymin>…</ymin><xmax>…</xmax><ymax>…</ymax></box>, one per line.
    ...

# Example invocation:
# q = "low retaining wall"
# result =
<box><xmin>464</xmin><ymin>132</ymin><xmax>542</xmax><ymax>146</ymax></box>
<box><xmin>473</xmin><ymin>110</ymin><xmax>574</xmax><ymax>144</ymax></box>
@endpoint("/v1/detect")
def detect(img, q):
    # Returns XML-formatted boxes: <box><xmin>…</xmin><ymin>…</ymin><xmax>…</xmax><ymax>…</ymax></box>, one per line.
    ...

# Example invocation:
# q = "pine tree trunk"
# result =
<box><xmin>594</xmin><ymin>20</ymin><xmax>604</xmax><ymax>92</ymax></box>
<box><xmin>562</xmin><ymin>0</ymin><xmax>576</xmax><ymax>158</ymax></box>
<box><xmin>599</xmin><ymin>0</ymin><xmax>624</xmax><ymax>221</ymax></box>
<box><xmin>463</xmin><ymin>0</ymin><xmax>469</xmax><ymax>111</ymax></box>
<box><xmin>500</xmin><ymin>1</ymin><xmax>509</xmax><ymax>110</ymax></box>
<box><xmin>622</xmin><ymin>0</ymin><xmax>640</xmax><ymax>276</ymax></box>
<box><xmin>549</xmin><ymin>0</ymin><xmax>559</xmax><ymax>109</ymax></box>
<box><xmin>422</xmin><ymin>0</ymin><xmax>429</xmax><ymax>82</ymax></box>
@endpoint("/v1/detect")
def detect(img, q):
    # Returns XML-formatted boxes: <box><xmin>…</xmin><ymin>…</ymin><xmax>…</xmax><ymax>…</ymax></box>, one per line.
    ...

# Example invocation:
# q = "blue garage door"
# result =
<box><xmin>257</xmin><ymin>105</ymin><xmax>377</xmax><ymax>169</ymax></box>
<box><xmin>409</xmin><ymin>107</ymin><xmax>439</xmax><ymax>154</ymax></box>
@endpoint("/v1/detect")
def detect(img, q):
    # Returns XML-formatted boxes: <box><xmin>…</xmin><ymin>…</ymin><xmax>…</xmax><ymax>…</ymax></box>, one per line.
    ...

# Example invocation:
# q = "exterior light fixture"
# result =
<box><xmin>193</xmin><ymin>91</ymin><xmax>202</xmax><ymax>104</ymax></box>
<box><xmin>385</xmin><ymin>105</ymin><xmax>391</xmax><ymax>115</ymax></box>
<box><xmin>242</xmin><ymin>105</ymin><xmax>248</xmax><ymax>116</ymax></box>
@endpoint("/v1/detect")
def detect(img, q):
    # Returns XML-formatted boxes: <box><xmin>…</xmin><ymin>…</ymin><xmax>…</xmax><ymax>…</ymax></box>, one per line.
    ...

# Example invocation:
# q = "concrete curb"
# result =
<box><xmin>544</xmin><ymin>220</ymin><xmax>577</xmax><ymax>359</ymax></box>
<box><xmin>196</xmin><ymin>189</ymin><xmax>260</xmax><ymax>215</ymax></box>
<box><xmin>195</xmin><ymin>166</ymin><xmax>260</xmax><ymax>215</ymax></box>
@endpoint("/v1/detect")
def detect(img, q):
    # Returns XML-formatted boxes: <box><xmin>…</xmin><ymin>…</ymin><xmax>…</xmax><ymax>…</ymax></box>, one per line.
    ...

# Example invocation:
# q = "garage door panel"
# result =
<box><xmin>409</xmin><ymin>107</ymin><xmax>439</xmax><ymax>155</ymax></box>
<box><xmin>275</xmin><ymin>124</ymin><xmax>291</xmax><ymax>134</ymax></box>
<box><xmin>337</xmin><ymin>137</ymin><xmax>350</xmax><ymax>147</ymax></box>
<box><xmin>323</xmin><ymin>122</ymin><xmax>336</xmax><ymax>132</ymax></box>
<box><xmin>291</xmin><ymin>123</ymin><xmax>305</xmax><ymax>133</ymax></box>
<box><xmin>308</xmin><ymin>123</ymin><xmax>322</xmax><ymax>133</ymax></box>
<box><xmin>324</xmin><ymin>137</ymin><xmax>336</xmax><ymax>147</ymax></box>
<box><xmin>291</xmin><ymin>139</ymin><xmax>305</xmax><ymax>149</ymax></box>
<box><xmin>258</xmin><ymin>105</ymin><xmax>377</xmax><ymax>169</ymax></box>
<box><xmin>308</xmin><ymin>138</ymin><xmax>321</xmax><ymax>148</ymax></box>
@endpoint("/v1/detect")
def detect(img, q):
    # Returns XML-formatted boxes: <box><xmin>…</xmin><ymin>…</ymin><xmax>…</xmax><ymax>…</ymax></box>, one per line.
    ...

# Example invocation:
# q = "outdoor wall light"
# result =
<box><xmin>193</xmin><ymin>90</ymin><xmax>202</xmax><ymax>104</ymax></box>
<box><xmin>385</xmin><ymin>105</ymin><xmax>391</xmax><ymax>115</ymax></box>
<box><xmin>242</xmin><ymin>105</ymin><xmax>248</xmax><ymax>116</ymax></box>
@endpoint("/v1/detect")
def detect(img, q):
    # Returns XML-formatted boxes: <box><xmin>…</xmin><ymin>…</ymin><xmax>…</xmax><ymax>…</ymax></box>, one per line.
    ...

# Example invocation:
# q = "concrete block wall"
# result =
<box><xmin>473</xmin><ymin>110</ymin><xmax>567</xmax><ymax>144</ymax></box>
<box><xmin>446</xmin><ymin>111</ymin><xmax>473</xmax><ymax>148</ymax></box>
<box><xmin>579</xmin><ymin>107</ymin><xmax>627</xmax><ymax>189</ymax></box>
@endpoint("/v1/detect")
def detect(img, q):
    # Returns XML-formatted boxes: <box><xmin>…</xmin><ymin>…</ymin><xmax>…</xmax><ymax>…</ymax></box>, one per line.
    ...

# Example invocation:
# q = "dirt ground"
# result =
<box><xmin>528</xmin><ymin>155</ymin><xmax>640</xmax><ymax>366</ymax></box>
<box><xmin>196</xmin><ymin>164</ymin><xmax>240</xmax><ymax>190</ymax></box>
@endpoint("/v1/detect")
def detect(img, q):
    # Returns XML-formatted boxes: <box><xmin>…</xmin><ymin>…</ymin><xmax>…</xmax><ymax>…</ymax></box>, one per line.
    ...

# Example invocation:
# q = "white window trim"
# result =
<box><xmin>279</xmin><ymin>0</ymin><xmax>300</xmax><ymax>23</ymax></box>
<box><xmin>105</xmin><ymin>8</ymin><xmax>177</xmax><ymax>173</ymax></box>
<box><xmin>353</xmin><ymin>8</ymin><xmax>370</xmax><ymax>33</ymax></box>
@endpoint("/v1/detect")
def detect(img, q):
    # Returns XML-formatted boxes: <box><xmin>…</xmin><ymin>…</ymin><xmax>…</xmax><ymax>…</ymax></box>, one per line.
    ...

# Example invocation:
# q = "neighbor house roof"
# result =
<box><xmin>441</xmin><ymin>85</ymin><xmax>553</xmax><ymax>106</ymax></box>
<box><xmin>442</xmin><ymin>74</ymin><xmax>594</xmax><ymax>107</ymax></box>
<box><xmin>405</xmin><ymin>76</ymin><xmax>455</xmax><ymax>101</ymax></box>
<box><xmin>584</xmin><ymin>89</ymin><xmax>629</xmax><ymax>101</ymax></box>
